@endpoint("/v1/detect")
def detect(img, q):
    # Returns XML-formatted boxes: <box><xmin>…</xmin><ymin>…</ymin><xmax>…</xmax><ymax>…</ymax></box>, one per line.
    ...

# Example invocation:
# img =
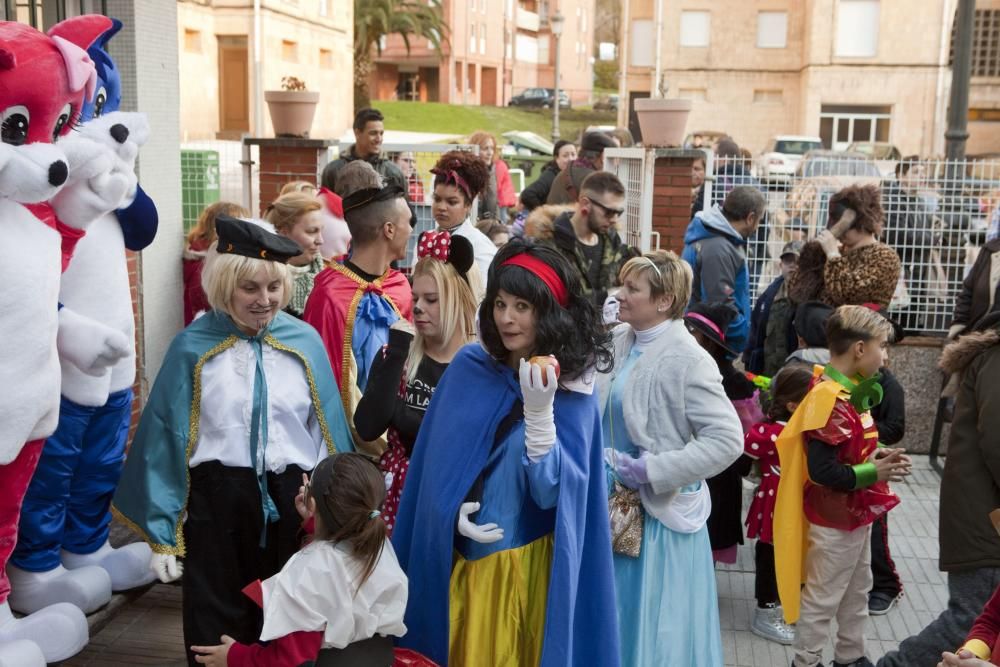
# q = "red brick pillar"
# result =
<box><xmin>244</xmin><ymin>138</ymin><xmax>335</xmax><ymax>216</ymax></box>
<box><xmin>649</xmin><ymin>152</ymin><xmax>697</xmax><ymax>255</ymax></box>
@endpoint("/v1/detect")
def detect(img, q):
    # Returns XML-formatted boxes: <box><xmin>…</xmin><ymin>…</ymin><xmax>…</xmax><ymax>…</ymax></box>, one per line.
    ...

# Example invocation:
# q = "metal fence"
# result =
<box><xmin>604</xmin><ymin>148</ymin><xmax>1000</xmax><ymax>337</ymax></box>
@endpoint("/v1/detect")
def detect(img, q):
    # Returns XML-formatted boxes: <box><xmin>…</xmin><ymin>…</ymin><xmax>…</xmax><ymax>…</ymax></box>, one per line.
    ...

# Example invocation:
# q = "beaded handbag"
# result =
<box><xmin>607</xmin><ymin>402</ymin><xmax>643</xmax><ymax>558</ymax></box>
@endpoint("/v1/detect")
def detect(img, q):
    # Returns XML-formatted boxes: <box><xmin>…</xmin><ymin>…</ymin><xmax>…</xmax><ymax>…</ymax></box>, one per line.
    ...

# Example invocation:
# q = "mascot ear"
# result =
<box><xmin>0</xmin><ymin>49</ymin><xmax>14</xmax><ymax>70</ymax></box>
<box><xmin>97</xmin><ymin>18</ymin><xmax>124</xmax><ymax>51</ymax></box>
<box><xmin>448</xmin><ymin>234</ymin><xmax>476</xmax><ymax>277</ymax></box>
<box><xmin>47</xmin><ymin>14</ymin><xmax>114</xmax><ymax>52</ymax></box>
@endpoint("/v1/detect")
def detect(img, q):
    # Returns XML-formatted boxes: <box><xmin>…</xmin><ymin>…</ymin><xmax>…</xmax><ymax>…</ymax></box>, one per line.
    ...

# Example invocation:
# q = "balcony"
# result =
<box><xmin>516</xmin><ymin>7</ymin><xmax>540</xmax><ymax>32</ymax></box>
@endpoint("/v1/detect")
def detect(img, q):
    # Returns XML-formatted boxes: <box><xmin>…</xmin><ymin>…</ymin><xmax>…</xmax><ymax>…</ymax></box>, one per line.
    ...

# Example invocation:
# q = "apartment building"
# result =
<box><xmin>177</xmin><ymin>0</ymin><xmax>354</xmax><ymax>141</ymax></box>
<box><xmin>620</xmin><ymin>0</ymin><xmax>1000</xmax><ymax>155</ymax></box>
<box><xmin>372</xmin><ymin>0</ymin><xmax>596</xmax><ymax>106</ymax></box>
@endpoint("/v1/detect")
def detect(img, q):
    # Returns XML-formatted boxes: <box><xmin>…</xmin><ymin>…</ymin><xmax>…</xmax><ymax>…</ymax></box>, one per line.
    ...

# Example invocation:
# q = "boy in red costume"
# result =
<box><xmin>303</xmin><ymin>181</ymin><xmax>413</xmax><ymax>457</ymax></box>
<box><xmin>774</xmin><ymin>305</ymin><xmax>912</xmax><ymax>667</ymax></box>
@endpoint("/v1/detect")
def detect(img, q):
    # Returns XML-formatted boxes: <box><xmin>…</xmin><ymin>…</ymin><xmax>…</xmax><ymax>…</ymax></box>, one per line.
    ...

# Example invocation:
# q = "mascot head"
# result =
<box><xmin>0</xmin><ymin>16</ymin><xmax>110</xmax><ymax>202</ymax></box>
<box><xmin>79</xmin><ymin>17</ymin><xmax>122</xmax><ymax>121</ymax></box>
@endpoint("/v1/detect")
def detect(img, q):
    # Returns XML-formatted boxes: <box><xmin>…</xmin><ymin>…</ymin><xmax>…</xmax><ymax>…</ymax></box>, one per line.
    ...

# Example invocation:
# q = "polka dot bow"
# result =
<box><xmin>418</xmin><ymin>230</ymin><xmax>452</xmax><ymax>262</ymax></box>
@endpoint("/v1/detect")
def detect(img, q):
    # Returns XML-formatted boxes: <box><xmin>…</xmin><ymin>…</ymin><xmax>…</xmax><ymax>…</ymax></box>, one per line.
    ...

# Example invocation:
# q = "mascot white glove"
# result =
<box><xmin>57</xmin><ymin>307</ymin><xmax>131</xmax><ymax>376</ymax></box>
<box><xmin>150</xmin><ymin>553</ymin><xmax>183</xmax><ymax>583</ymax></box>
<box><xmin>76</xmin><ymin>111</ymin><xmax>150</xmax><ymax>205</ymax></box>
<box><xmin>50</xmin><ymin>133</ymin><xmax>129</xmax><ymax>230</ymax></box>
<box><xmin>457</xmin><ymin>502</ymin><xmax>504</xmax><ymax>544</ymax></box>
<box><xmin>519</xmin><ymin>358</ymin><xmax>558</xmax><ymax>463</ymax></box>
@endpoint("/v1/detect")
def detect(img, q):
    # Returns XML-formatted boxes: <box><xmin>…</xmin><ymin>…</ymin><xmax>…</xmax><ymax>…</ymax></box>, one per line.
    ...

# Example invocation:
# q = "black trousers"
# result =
<box><xmin>182</xmin><ymin>461</ymin><xmax>308</xmax><ymax>666</ymax></box>
<box><xmin>871</xmin><ymin>514</ymin><xmax>903</xmax><ymax>597</ymax></box>
<box><xmin>754</xmin><ymin>541</ymin><xmax>779</xmax><ymax>607</ymax></box>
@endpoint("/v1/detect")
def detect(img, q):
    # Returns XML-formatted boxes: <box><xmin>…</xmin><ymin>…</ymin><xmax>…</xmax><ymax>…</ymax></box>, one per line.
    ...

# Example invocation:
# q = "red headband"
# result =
<box><xmin>431</xmin><ymin>167</ymin><xmax>473</xmax><ymax>200</ymax></box>
<box><xmin>501</xmin><ymin>254</ymin><xmax>569</xmax><ymax>308</ymax></box>
<box><xmin>686</xmin><ymin>312</ymin><xmax>726</xmax><ymax>340</ymax></box>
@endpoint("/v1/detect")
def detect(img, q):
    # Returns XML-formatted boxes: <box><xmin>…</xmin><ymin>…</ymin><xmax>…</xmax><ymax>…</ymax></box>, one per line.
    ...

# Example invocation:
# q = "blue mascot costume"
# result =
<box><xmin>9</xmin><ymin>18</ymin><xmax>160</xmax><ymax>613</ymax></box>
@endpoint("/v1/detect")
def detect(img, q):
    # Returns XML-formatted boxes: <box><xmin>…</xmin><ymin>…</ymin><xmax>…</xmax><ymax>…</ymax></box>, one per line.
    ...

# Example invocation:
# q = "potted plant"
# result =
<box><xmin>264</xmin><ymin>76</ymin><xmax>320</xmax><ymax>138</ymax></box>
<box><xmin>634</xmin><ymin>97</ymin><xmax>692</xmax><ymax>147</ymax></box>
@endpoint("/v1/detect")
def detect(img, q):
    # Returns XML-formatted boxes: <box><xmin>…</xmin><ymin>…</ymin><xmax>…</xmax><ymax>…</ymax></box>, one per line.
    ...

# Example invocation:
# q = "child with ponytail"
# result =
<box><xmin>744</xmin><ymin>364</ymin><xmax>815</xmax><ymax>645</ymax></box>
<box><xmin>191</xmin><ymin>453</ymin><xmax>411</xmax><ymax>667</ymax></box>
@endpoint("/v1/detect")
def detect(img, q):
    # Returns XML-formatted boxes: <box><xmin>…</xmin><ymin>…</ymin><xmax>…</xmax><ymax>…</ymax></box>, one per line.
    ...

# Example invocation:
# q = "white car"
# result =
<box><xmin>757</xmin><ymin>135</ymin><xmax>824</xmax><ymax>183</ymax></box>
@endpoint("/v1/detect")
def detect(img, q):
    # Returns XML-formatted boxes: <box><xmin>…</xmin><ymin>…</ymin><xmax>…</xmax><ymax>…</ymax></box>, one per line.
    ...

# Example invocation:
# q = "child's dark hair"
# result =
<box><xmin>766</xmin><ymin>364</ymin><xmax>815</xmax><ymax>421</ymax></box>
<box><xmin>478</xmin><ymin>238</ymin><xmax>613</xmax><ymax>380</ymax></box>
<box><xmin>309</xmin><ymin>453</ymin><xmax>387</xmax><ymax>587</ymax></box>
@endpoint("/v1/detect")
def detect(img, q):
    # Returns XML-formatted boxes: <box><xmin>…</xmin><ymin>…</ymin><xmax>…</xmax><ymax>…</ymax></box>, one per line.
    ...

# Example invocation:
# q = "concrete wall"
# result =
<box><xmin>178</xmin><ymin>0</ymin><xmax>353</xmax><ymax>141</ymax></box>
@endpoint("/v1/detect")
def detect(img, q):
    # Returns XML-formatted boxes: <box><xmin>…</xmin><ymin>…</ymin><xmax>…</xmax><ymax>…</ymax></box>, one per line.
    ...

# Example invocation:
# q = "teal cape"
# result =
<box><xmin>391</xmin><ymin>344</ymin><xmax>620</xmax><ymax>666</ymax></box>
<box><xmin>112</xmin><ymin>310</ymin><xmax>352</xmax><ymax>555</ymax></box>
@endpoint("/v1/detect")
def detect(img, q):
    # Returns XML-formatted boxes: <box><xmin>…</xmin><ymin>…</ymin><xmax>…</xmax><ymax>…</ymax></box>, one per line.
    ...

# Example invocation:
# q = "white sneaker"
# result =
<box><xmin>0</xmin><ymin>600</ymin><xmax>88</xmax><ymax>663</ymax></box>
<box><xmin>751</xmin><ymin>605</ymin><xmax>796</xmax><ymax>645</ymax></box>
<box><xmin>62</xmin><ymin>540</ymin><xmax>157</xmax><ymax>591</ymax></box>
<box><xmin>7</xmin><ymin>563</ymin><xmax>111</xmax><ymax>614</ymax></box>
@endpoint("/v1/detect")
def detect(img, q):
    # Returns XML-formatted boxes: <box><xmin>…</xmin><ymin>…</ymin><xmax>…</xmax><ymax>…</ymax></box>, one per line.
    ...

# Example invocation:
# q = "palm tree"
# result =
<box><xmin>354</xmin><ymin>0</ymin><xmax>448</xmax><ymax>111</ymax></box>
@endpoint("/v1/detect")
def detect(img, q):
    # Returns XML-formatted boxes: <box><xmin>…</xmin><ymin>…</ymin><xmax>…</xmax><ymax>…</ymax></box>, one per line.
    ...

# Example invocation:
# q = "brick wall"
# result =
<box><xmin>651</xmin><ymin>155</ymin><xmax>696</xmax><ymax>254</ymax></box>
<box><xmin>248</xmin><ymin>138</ymin><xmax>335</xmax><ymax>214</ymax></box>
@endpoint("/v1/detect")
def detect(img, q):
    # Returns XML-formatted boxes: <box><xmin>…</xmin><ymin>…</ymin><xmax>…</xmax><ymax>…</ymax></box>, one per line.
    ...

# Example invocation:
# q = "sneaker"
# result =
<box><xmin>868</xmin><ymin>591</ymin><xmax>902</xmax><ymax>615</ymax></box>
<box><xmin>832</xmin><ymin>658</ymin><xmax>874</xmax><ymax>667</ymax></box>
<box><xmin>751</xmin><ymin>605</ymin><xmax>796</xmax><ymax>645</ymax></box>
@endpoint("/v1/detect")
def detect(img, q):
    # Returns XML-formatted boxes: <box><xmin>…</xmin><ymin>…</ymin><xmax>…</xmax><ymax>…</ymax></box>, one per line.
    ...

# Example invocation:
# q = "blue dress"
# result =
<box><xmin>604</xmin><ymin>349</ymin><xmax>724</xmax><ymax>667</ymax></box>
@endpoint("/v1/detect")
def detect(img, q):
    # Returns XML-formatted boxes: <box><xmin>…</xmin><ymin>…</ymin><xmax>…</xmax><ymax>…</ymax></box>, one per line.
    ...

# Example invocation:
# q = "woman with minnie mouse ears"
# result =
<box><xmin>431</xmin><ymin>150</ymin><xmax>498</xmax><ymax>292</ymax></box>
<box><xmin>353</xmin><ymin>231</ymin><xmax>478</xmax><ymax>534</ymax></box>
<box><xmin>392</xmin><ymin>239</ymin><xmax>620</xmax><ymax>667</ymax></box>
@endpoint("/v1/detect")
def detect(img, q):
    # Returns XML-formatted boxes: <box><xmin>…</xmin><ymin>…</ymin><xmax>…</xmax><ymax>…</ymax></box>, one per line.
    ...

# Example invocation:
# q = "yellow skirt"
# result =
<box><xmin>449</xmin><ymin>534</ymin><xmax>554</xmax><ymax>667</ymax></box>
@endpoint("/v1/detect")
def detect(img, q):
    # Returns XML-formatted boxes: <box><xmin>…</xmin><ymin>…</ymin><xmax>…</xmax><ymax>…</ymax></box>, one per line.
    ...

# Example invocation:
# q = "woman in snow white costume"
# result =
<box><xmin>392</xmin><ymin>239</ymin><xmax>620</xmax><ymax>666</ymax></box>
<box><xmin>112</xmin><ymin>216</ymin><xmax>353</xmax><ymax>666</ymax></box>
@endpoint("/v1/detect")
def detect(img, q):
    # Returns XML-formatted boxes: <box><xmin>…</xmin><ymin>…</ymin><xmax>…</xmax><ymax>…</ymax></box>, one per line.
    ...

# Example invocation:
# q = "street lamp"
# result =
<box><xmin>550</xmin><ymin>10</ymin><xmax>565</xmax><ymax>142</ymax></box>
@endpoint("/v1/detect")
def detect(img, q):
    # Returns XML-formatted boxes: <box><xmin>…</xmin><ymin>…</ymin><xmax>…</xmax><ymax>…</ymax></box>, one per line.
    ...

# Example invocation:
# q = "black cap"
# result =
<box><xmin>684</xmin><ymin>302</ymin><xmax>739</xmax><ymax>356</ymax></box>
<box><xmin>215</xmin><ymin>215</ymin><xmax>301</xmax><ymax>263</ymax></box>
<box><xmin>794</xmin><ymin>301</ymin><xmax>834</xmax><ymax>348</ymax></box>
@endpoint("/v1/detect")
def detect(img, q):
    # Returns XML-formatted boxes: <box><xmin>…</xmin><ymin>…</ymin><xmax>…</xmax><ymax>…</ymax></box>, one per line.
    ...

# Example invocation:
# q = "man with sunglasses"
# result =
<box><xmin>545</xmin><ymin>171</ymin><xmax>633</xmax><ymax>307</ymax></box>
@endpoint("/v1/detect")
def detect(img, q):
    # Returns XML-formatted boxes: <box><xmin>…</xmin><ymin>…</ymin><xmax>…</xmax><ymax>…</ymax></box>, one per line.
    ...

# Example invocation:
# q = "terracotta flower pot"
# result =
<box><xmin>634</xmin><ymin>98</ymin><xmax>692</xmax><ymax>147</ymax></box>
<box><xmin>264</xmin><ymin>90</ymin><xmax>320</xmax><ymax>138</ymax></box>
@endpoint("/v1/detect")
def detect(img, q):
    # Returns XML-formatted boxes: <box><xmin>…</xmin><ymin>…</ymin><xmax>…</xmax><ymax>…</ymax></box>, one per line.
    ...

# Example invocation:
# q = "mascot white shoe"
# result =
<box><xmin>0</xmin><ymin>15</ymin><xmax>134</xmax><ymax>661</ymax></box>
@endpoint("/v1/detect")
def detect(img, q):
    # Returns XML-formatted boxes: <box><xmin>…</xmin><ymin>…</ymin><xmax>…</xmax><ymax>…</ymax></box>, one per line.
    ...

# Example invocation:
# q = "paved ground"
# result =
<box><xmin>59</xmin><ymin>456</ymin><xmax>945</xmax><ymax>667</ymax></box>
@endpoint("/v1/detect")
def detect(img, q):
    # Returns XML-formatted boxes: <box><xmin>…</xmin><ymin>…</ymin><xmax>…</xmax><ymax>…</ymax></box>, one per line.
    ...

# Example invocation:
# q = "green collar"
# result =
<box><xmin>823</xmin><ymin>364</ymin><xmax>884</xmax><ymax>412</ymax></box>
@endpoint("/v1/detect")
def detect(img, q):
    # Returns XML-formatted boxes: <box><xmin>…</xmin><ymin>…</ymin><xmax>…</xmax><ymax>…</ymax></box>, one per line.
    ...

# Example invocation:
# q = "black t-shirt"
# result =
<box><xmin>344</xmin><ymin>260</ymin><xmax>382</xmax><ymax>284</ymax></box>
<box><xmin>579</xmin><ymin>239</ymin><xmax>602</xmax><ymax>290</ymax></box>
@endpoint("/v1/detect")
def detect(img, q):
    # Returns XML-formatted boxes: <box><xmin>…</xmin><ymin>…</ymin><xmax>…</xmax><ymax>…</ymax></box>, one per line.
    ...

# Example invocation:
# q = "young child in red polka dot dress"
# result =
<box><xmin>745</xmin><ymin>364</ymin><xmax>815</xmax><ymax>645</ymax></box>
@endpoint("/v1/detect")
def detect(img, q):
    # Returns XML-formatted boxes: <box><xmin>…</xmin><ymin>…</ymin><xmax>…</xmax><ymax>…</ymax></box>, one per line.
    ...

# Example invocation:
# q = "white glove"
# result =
<box><xmin>57</xmin><ymin>307</ymin><xmax>131</xmax><ymax>376</ymax></box>
<box><xmin>519</xmin><ymin>358</ymin><xmax>558</xmax><ymax>462</ymax></box>
<box><xmin>76</xmin><ymin>111</ymin><xmax>150</xmax><ymax>204</ymax></box>
<box><xmin>457</xmin><ymin>502</ymin><xmax>504</xmax><ymax>544</ymax></box>
<box><xmin>947</xmin><ymin>323</ymin><xmax>965</xmax><ymax>340</ymax></box>
<box><xmin>150</xmin><ymin>553</ymin><xmax>183</xmax><ymax>583</ymax></box>
<box><xmin>51</xmin><ymin>134</ymin><xmax>129</xmax><ymax>230</ymax></box>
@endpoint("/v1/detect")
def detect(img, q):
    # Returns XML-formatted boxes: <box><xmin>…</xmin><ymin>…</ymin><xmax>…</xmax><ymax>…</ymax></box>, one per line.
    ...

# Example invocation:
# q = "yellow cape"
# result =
<box><xmin>773</xmin><ymin>368</ymin><xmax>846</xmax><ymax>624</ymax></box>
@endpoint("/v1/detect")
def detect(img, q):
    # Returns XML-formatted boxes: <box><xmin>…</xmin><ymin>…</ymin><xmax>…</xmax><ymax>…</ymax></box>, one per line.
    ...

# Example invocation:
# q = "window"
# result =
<box><xmin>319</xmin><ymin>48</ymin><xmax>333</xmax><ymax>68</ymax></box>
<box><xmin>835</xmin><ymin>0</ymin><xmax>879</xmax><ymax>57</ymax></box>
<box><xmin>951</xmin><ymin>9</ymin><xmax>1000</xmax><ymax>77</ymax></box>
<box><xmin>680</xmin><ymin>11</ymin><xmax>711</xmax><ymax>48</ymax></box>
<box><xmin>481</xmin><ymin>0</ymin><xmax>487</xmax><ymax>13</ymax></box>
<box><xmin>753</xmin><ymin>89</ymin><xmax>783</xmax><ymax>104</ymax></box>
<box><xmin>678</xmin><ymin>88</ymin><xmax>707</xmax><ymax>101</ymax></box>
<box><xmin>281</xmin><ymin>39</ymin><xmax>298</xmax><ymax>62</ymax></box>
<box><xmin>470</xmin><ymin>25</ymin><xmax>477</xmax><ymax>54</ymax></box>
<box><xmin>183</xmin><ymin>28</ymin><xmax>202</xmax><ymax>53</ymax></box>
<box><xmin>819</xmin><ymin>104</ymin><xmax>891</xmax><ymax>150</ymax></box>
<box><xmin>631</xmin><ymin>19</ymin><xmax>654</xmax><ymax>67</ymax></box>
<box><xmin>757</xmin><ymin>11</ymin><xmax>787</xmax><ymax>48</ymax></box>
<box><xmin>516</xmin><ymin>34</ymin><xmax>539</xmax><ymax>63</ymax></box>
<box><xmin>506</xmin><ymin>29</ymin><xmax>512</xmax><ymax>59</ymax></box>
<box><xmin>480</xmin><ymin>24</ymin><xmax>486</xmax><ymax>55</ymax></box>
<box><xmin>319</xmin><ymin>0</ymin><xmax>328</xmax><ymax>16</ymax></box>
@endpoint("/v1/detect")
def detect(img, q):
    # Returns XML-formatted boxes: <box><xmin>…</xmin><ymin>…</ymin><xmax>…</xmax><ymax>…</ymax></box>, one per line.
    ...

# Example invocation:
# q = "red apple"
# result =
<box><xmin>529</xmin><ymin>355</ymin><xmax>561</xmax><ymax>386</ymax></box>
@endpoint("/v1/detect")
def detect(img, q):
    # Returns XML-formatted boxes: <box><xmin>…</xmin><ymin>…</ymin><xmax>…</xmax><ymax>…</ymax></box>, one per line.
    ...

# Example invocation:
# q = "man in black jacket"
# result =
<box><xmin>322</xmin><ymin>108</ymin><xmax>407</xmax><ymax>197</ymax></box>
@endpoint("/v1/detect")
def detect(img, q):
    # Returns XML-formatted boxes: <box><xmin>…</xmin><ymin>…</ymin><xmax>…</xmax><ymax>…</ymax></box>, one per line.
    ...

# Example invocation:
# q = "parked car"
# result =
<box><xmin>594</xmin><ymin>94</ymin><xmax>619</xmax><ymax>112</ymax></box>
<box><xmin>683</xmin><ymin>130</ymin><xmax>728</xmax><ymax>150</ymax></box>
<box><xmin>756</xmin><ymin>135</ymin><xmax>824</xmax><ymax>183</ymax></box>
<box><xmin>508</xmin><ymin>88</ymin><xmax>571</xmax><ymax>110</ymax></box>
<box><xmin>847</xmin><ymin>141</ymin><xmax>902</xmax><ymax>177</ymax></box>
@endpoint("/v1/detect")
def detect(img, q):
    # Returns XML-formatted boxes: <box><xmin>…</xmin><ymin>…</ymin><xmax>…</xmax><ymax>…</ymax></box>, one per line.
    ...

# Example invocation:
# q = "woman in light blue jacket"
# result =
<box><xmin>598</xmin><ymin>251</ymin><xmax>744</xmax><ymax>666</ymax></box>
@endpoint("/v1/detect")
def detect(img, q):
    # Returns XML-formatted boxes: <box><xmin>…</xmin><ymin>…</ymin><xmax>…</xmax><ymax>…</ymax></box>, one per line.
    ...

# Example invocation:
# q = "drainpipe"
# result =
<box><xmin>617</xmin><ymin>0</ymin><xmax>630</xmax><ymax>128</ymax></box>
<box><xmin>931</xmin><ymin>0</ymin><xmax>954</xmax><ymax>156</ymax></box>
<box><xmin>652</xmin><ymin>0</ymin><xmax>663</xmax><ymax>98</ymax></box>
<box><xmin>253</xmin><ymin>0</ymin><xmax>263</xmax><ymax>136</ymax></box>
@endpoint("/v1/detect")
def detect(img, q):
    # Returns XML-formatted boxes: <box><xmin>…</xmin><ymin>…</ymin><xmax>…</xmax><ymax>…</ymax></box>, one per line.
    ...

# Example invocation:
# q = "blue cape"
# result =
<box><xmin>112</xmin><ymin>310</ymin><xmax>353</xmax><ymax>555</ymax></box>
<box><xmin>391</xmin><ymin>345</ymin><xmax>620</xmax><ymax>666</ymax></box>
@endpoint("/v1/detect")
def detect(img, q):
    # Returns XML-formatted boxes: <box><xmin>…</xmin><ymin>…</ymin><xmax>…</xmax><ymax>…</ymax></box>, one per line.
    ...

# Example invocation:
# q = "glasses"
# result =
<box><xmin>586</xmin><ymin>197</ymin><xmax>625</xmax><ymax>219</ymax></box>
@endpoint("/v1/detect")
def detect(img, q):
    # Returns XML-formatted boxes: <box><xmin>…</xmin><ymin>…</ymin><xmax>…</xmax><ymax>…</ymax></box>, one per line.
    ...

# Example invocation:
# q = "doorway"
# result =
<box><xmin>217</xmin><ymin>35</ymin><xmax>249</xmax><ymax>139</ymax></box>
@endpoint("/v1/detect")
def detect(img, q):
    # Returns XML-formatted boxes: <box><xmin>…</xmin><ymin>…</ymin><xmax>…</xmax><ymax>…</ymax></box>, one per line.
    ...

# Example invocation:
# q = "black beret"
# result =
<box><xmin>215</xmin><ymin>215</ymin><xmax>301</xmax><ymax>263</ymax></box>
